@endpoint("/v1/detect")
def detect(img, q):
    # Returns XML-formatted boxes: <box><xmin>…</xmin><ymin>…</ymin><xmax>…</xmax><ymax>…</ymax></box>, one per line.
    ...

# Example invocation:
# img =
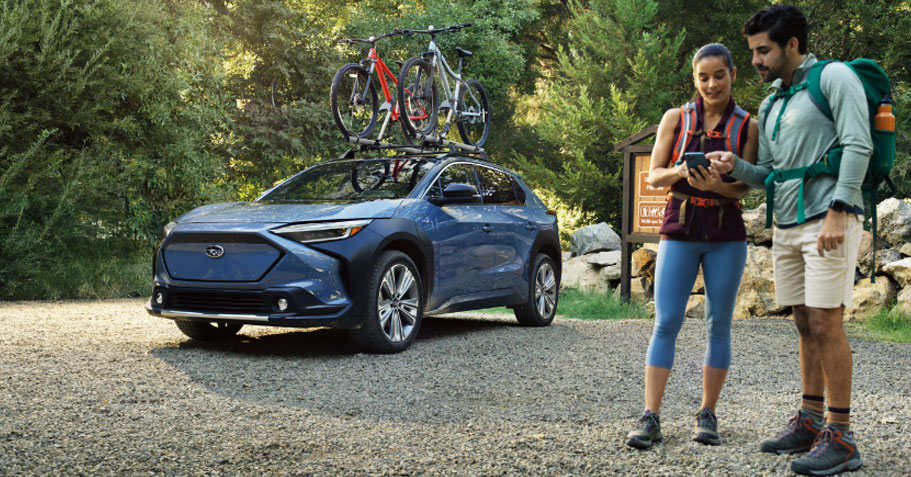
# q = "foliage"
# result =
<box><xmin>0</xmin><ymin>0</ymin><xmax>232</xmax><ymax>298</ymax></box>
<box><xmin>212</xmin><ymin>0</ymin><xmax>351</xmax><ymax>198</ymax></box>
<box><xmin>554</xmin><ymin>287</ymin><xmax>649</xmax><ymax>320</ymax></box>
<box><xmin>516</xmin><ymin>0</ymin><xmax>687</xmax><ymax>227</ymax></box>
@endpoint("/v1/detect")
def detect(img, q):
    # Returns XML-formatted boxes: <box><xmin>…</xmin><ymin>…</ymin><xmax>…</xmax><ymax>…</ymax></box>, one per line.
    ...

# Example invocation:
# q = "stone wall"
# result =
<box><xmin>561</xmin><ymin>198</ymin><xmax>911</xmax><ymax>320</ymax></box>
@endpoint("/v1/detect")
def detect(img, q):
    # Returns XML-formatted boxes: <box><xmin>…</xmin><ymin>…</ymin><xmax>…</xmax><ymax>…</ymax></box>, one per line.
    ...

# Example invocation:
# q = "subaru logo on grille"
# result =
<box><xmin>205</xmin><ymin>245</ymin><xmax>225</xmax><ymax>259</ymax></box>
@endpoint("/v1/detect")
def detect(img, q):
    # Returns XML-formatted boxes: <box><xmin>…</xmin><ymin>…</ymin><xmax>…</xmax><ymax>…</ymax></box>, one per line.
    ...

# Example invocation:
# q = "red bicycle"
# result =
<box><xmin>331</xmin><ymin>30</ymin><xmax>427</xmax><ymax>141</ymax></box>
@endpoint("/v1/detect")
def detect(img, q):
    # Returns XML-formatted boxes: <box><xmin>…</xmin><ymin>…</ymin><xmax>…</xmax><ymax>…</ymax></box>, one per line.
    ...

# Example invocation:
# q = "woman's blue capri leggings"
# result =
<box><xmin>646</xmin><ymin>239</ymin><xmax>747</xmax><ymax>370</ymax></box>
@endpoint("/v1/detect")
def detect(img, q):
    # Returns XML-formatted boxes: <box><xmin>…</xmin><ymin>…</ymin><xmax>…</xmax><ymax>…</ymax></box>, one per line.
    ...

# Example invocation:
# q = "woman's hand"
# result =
<box><xmin>687</xmin><ymin>165</ymin><xmax>723</xmax><ymax>192</ymax></box>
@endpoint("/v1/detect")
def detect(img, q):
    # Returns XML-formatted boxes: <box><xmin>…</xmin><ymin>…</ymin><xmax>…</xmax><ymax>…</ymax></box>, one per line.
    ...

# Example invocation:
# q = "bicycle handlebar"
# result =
<box><xmin>402</xmin><ymin>23</ymin><xmax>472</xmax><ymax>36</ymax></box>
<box><xmin>338</xmin><ymin>29</ymin><xmax>405</xmax><ymax>45</ymax></box>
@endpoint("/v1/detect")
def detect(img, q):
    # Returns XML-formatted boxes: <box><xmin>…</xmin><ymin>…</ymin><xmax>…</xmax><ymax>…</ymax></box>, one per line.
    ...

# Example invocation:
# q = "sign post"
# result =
<box><xmin>615</xmin><ymin>125</ymin><xmax>664</xmax><ymax>301</ymax></box>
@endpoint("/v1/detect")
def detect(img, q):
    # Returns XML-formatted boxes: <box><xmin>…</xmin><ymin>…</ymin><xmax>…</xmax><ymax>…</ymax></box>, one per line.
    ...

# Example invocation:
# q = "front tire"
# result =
<box><xmin>514</xmin><ymin>254</ymin><xmax>558</xmax><ymax>326</ymax></box>
<box><xmin>330</xmin><ymin>63</ymin><xmax>378</xmax><ymax>138</ymax></box>
<box><xmin>349</xmin><ymin>251</ymin><xmax>424</xmax><ymax>353</ymax></box>
<box><xmin>175</xmin><ymin>321</ymin><xmax>243</xmax><ymax>340</ymax></box>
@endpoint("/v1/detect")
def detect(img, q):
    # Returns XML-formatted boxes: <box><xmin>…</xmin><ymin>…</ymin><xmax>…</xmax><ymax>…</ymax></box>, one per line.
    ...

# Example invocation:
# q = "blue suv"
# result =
<box><xmin>146</xmin><ymin>152</ymin><xmax>561</xmax><ymax>353</ymax></box>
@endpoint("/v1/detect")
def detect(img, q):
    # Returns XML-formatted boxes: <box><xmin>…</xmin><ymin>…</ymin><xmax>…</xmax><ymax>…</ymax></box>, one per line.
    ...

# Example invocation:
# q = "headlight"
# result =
<box><xmin>271</xmin><ymin>219</ymin><xmax>372</xmax><ymax>244</ymax></box>
<box><xmin>163</xmin><ymin>221</ymin><xmax>177</xmax><ymax>237</ymax></box>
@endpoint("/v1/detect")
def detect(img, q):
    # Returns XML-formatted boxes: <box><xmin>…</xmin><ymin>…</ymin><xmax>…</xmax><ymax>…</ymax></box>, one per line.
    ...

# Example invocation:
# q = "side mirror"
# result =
<box><xmin>428</xmin><ymin>183</ymin><xmax>482</xmax><ymax>205</ymax></box>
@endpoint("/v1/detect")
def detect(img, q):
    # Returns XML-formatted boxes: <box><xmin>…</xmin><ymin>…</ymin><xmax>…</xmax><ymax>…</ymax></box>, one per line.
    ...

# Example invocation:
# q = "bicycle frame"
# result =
<box><xmin>424</xmin><ymin>39</ymin><xmax>464</xmax><ymax>128</ymax></box>
<box><xmin>361</xmin><ymin>47</ymin><xmax>401</xmax><ymax>139</ymax></box>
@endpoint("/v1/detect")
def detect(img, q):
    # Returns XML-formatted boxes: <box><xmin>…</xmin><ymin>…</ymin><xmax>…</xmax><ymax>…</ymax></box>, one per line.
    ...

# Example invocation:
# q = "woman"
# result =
<box><xmin>626</xmin><ymin>43</ymin><xmax>758</xmax><ymax>449</ymax></box>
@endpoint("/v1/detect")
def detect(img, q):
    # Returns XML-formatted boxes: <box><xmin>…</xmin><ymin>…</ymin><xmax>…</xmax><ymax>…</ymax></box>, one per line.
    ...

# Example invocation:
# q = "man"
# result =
<box><xmin>708</xmin><ymin>4</ymin><xmax>871</xmax><ymax>476</ymax></box>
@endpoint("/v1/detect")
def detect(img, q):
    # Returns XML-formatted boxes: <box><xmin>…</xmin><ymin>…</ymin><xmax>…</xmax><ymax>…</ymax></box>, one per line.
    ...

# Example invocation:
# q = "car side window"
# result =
<box><xmin>511</xmin><ymin>178</ymin><xmax>527</xmax><ymax>205</ymax></box>
<box><xmin>428</xmin><ymin>163</ymin><xmax>478</xmax><ymax>198</ymax></box>
<box><xmin>475</xmin><ymin>166</ymin><xmax>518</xmax><ymax>205</ymax></box>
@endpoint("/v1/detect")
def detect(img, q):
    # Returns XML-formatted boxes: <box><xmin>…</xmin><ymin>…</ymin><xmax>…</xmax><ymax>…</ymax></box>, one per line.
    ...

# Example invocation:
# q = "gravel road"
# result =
<box><xmin>1</xmin><ymin>299</ymin><xmax>909</xmax><ymax>476</ymax></box>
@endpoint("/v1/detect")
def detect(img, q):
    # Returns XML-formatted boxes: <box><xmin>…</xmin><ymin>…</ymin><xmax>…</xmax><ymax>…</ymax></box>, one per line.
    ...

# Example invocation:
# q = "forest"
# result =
<box><xmin>1</xmin><ymin>0</ymin><xmax>909</xmax><ymax>299</ymax></box>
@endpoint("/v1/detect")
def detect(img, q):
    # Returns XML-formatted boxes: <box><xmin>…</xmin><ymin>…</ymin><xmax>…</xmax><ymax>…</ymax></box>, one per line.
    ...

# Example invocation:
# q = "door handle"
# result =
<box><xmin>525</xmin><ymin>223</ymin><xmax>537</xmax><ymax>231</ymax></box>
<box><xmin>482</xmin><ymin>224</ymin><xmax>493</xmax><ymax>233</ymax></box>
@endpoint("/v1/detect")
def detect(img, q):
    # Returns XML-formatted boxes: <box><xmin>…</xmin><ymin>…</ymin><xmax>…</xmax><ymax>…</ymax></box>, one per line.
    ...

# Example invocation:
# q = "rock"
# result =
<box><xmin>857</xmin><ymin>248</ymin><xmax>903</xmax><ymax>277</ymax></box>
<box><xmin>561</xmin><ymin>251</ymin><xmax>572</xmax><ymax>264</ymax></box>
<box><xmin>599</xmin><ymin>262</ymin><xmax>621</xmax><ymax>282</ymax></box>
<box><xmin>900</xmin><ymin>243</ymin><xmax>911</xmax><ymax>257</ymax></box>
<box><xmin>733</xmin><ymin>245</ymin><xmax>787</xmax><ymax>318</ymax></box>
<box><xmin>631</xmin><ymin>248</ymin><xmax>657</xmax><ymax>280</ymax></box>
<box><xmin>896</xmin><ymin>286</ymin><xmax>911</xmax><ymax>313</ymax></box>
<box><xmin>693</xmin><ymin>269</ymin><xmax>705</xmax><ymax>294</ymax></box>
<box><xmin>846</xmin><ymin>278</ymin><xmax>896</xmax><ymax>320</ymax></box>
<box><xmin>875</xmin><ymin>198</ymin><xmax>911</xmax><ymax>246</ymax></box>
<box><xmin>882</xmin><ymin>257</ymin><xmax>911</xmax><ymax>288</ymax></box>
<box><xmin>630</xmin><ymin>277</ymin><xmax>652</xmax><ymax>303</ymax></box>
<box><xmin>743</xmin><ymin>204</ymin><xmax>773</xmax><ymax>246</ymax></box>
<box><xmin>685</xmin><ymin>294</ymin><xmax>705</xmax><ymax>318</ymax></box>
<box><xmin>586</xmin><ymin>250</ymin><xmax>621</xmax><ymax>267</ymax></box>
<box><xmin>569</xmin><ymin>223</ymin><xmax>621</xmax><ymax>256</ymax></box>
<box><xmin>560</xmin><ymin>256</ymin><xmax>602</xmax><ymax>290</ymax></box>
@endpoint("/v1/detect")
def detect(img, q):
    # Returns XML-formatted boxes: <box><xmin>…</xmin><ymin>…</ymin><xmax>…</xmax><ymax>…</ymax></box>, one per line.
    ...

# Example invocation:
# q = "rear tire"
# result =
<box><xmin>514</xmin><ymin>254</ymin><xmax>558</xmax><ymax>326</ymax></box>
<box><xmin>330</xmin><ymin>63</ymin><xmax>378</xmax><ymax>138</ymax></box>
<box><xmin>397</xmin><ymin>57</ymin><xmax>437</xmax><ymax>140</ymax></box>
<box><xmin>175</xmin><ymin>321</ymin><xmax>243</xmax><ymax>340</ymax></box>
<box><xmin>349</xmin><ymin>251</ymin><xmax>424</xmax><ymax>353</ymax></box>
<box><xmin>456</xmin><ymin>78</ymin><xmax>490</xmax><ymax>147</ymax></box>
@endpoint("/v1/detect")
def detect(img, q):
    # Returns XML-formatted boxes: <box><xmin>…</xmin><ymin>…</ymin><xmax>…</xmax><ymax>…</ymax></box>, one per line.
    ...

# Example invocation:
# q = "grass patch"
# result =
<box><xmin>860</xmin><ymin>306</ymin><xmax>911</xmax><ymax>343</ymax></box>
<box><xmin>481</xmin><ymin>287</ymin><xmax>650</xmax><ymax>320</ymax></box>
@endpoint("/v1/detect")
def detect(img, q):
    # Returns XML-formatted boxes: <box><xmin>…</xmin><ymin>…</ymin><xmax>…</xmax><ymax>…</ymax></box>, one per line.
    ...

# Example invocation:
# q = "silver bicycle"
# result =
<box><xmin>397</xmin><ymin>23</ymin><xmax>491</xmax><ymax>147</ymax></box>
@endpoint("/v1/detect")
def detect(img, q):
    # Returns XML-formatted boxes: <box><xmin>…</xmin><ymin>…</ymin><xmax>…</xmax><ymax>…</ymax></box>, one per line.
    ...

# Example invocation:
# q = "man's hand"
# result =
<box><xmin>706</xmin><ymin>151</ymin><xmax>736</xmax><ymax>175</ymax></box>
<box><xmin>817</xmin><ymin>209</ymin><xmax>847</xmax><ymax>257</ymax></box>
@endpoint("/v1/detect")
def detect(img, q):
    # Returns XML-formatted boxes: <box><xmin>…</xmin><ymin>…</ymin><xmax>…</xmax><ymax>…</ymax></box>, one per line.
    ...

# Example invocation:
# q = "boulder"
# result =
<box><xmin>685</xmin><ymin>294</ymin><xmax>706</xmax><ymax>319</ymax></box>
<box><xmin>693</xmin><ymin>269</ymin><xmax>705</xmax><ymax>294</ymax></box>
<box><xmin>896</xmin><ymin>286</ymin><xmax>911</xmax><ymax>313</ymax></box>
<box><xmin>857</xmin><ymin>248</ymin><xmax>903</xmax><ymax>277</ymax></box>
<box><xmin>631</xmin><ymin>248</ymin><xmax>657</xmax><ymax>280</ymax></box>
<box><xmin>599</xmin><ymin>262</ymin><xmax>622</xmax><ymax>282</ymax></box>
<box><xmin>733</xmin><ymin>245</ymin><xmax>787</xmax><ymax>318</ymax></box>
<box><xmin>901</xmin><ymin>243</ymin><xmax>911</xmax><ymax>257</ymax></box>
<box><xmin>586</xmin><ymin>250</ymin><xmax>621</xmax><ymax>267</ymax></box>
<box><xmin>570</xmin><ymin>223</ymin><xmax>621</xmax><ymax>256</ymax></box>
<box><xmin>630</xmin><ymin>277</ymin><xmax>652</xmax><ymax>303</ymax></box>
<box><xmin>742</xmin><ymin>204</ymin><xmax>773</xmax><ymax>246</ymax></box>
<box><xmin>882</xmin><ymin>257</ymin><xmax>911</xmax><ymax>288</ymax></box>
<box><xmin>846</xmin><ymin>278</ymin><xmax>896</xmax><ymax>320</ymax></box>
<box><xmin>875</xmin><ymin>198</ymin><xmax>911</xmax><ymax>246</ymax></box>
<box><xmin>560</xmin><ymin>255</ymin><xmax>602</xmax><ymax>291</ymax></box>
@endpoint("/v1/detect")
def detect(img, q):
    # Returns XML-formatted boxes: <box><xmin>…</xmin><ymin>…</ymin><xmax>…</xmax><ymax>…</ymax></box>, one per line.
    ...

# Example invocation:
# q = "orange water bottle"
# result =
<box><xmin>874</xmin><ymin>95</ymin><xmax>895</xmax><ymax>131</ymax></box>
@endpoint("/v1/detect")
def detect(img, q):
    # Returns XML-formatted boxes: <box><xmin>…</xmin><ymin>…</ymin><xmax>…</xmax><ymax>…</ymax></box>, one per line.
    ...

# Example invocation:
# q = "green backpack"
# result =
<box><xmin>761</xmin><ymin>59</ymin><xmax>896</xmax><ymax>278</ymax></box>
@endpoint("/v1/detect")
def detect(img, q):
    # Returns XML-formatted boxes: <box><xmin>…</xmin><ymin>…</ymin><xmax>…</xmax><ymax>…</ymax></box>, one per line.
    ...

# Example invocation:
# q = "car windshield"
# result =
<box><xmin>259</xmin><ymin>158</ymin><xmax>435</xmax><ymax>202</ymax></box>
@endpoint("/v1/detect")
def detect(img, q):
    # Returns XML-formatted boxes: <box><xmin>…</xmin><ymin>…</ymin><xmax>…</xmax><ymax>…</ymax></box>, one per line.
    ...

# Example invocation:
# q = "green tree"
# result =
<box><xmin>0</xmin><ymin>0</ymin><xmax>232</xmax><ymax>298</ymax></box>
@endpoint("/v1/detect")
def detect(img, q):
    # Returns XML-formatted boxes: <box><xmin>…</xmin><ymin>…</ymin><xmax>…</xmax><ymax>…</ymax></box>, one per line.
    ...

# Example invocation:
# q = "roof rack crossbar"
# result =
<box><xmin>341</xmin><ymin>135</ymin><xmax>488</xmax><ymax>160</ymax></box>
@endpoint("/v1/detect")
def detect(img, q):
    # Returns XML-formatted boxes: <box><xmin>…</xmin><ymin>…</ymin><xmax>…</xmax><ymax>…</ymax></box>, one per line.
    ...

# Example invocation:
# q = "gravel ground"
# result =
<box><xmin>0</xmin><ymin>299</ymin><xmax>909</xmax><ymax>476</ymax></box>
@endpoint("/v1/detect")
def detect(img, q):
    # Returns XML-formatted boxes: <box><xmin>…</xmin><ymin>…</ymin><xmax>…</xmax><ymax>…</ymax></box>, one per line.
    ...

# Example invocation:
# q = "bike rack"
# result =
<box><xmin>343</xmin><ymin>135</ymin><xmax>488</xmax><ymax>159</ymax></box>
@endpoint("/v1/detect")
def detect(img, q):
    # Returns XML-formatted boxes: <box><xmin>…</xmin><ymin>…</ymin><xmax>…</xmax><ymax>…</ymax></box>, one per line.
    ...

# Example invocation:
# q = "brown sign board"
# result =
<box><xmin>615</xmin><ymin>124</ymin><xmax>661</xmax><ymax>301</ymax></box>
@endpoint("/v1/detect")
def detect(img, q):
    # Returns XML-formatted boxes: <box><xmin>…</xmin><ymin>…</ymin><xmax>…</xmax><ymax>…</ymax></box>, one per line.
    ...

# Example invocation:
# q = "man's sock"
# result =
<box><xmin>801</xmin><ymin>394</ymin><xmax>825</xmax><ymax>417</ymax></box>
<box><xmin>826</xmin><ymin>406</ymin><xmax>850</xmax><ymax>431</ymax></box>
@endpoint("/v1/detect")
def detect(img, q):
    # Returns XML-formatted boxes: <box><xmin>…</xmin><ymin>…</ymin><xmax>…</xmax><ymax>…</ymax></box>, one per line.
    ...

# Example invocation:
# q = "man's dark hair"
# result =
<box><xmin>742</xmin><ymin>4</ymin><xmax>808</xmax><ymax>54</ymax></box>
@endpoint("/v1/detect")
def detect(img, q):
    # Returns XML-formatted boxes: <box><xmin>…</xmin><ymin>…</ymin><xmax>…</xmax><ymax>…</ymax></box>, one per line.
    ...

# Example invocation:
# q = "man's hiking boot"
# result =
<box><xmin>626</xmin><ymin>411</ymin><xmax>662</xmax><ymax>450</ymax></box>
<box><xmin>791</xmin><ymin>425</ymin><xmax>863</xmax><ymax>475</ymax></box>
<box><xmin>760</xmin><ymin>409</ymin><xmax>824</xmax><ymax>454</ymax></box>
<box><xmin>692</xmin><ymin>407</ymin><xmax>721</xmax><ymax>446</ymax></box>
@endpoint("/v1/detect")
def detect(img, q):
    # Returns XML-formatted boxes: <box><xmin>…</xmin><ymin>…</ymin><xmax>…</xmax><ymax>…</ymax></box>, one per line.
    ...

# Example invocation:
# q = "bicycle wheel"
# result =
<box><xmin>456</xmin><ymin>78</ymin><xmax>490</xmax><ymax>147</ymax></box>
<box><xmin>397</xmin><ymin>57</ymin><xmax>437</xmax><ymax>140</ymax></box>
<box><xmin>330</xmin><ymin>63</ymin><xmax>378</xmax><ymax>138</ymax></box>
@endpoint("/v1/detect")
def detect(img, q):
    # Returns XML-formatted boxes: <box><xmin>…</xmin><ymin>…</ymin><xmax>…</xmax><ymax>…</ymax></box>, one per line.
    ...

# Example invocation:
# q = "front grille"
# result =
<box><xmin>168</xmin><ymin>290</ymin><xmax>266</xmax><ymax>314</ymax></box>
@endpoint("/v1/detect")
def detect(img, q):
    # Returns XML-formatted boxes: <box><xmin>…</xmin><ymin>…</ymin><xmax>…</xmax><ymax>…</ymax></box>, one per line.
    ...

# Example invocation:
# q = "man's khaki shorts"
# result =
<box><xmin>772</xmin><ymin>214</ymin><xmax>863</xmax><ymax>309</ymax></box>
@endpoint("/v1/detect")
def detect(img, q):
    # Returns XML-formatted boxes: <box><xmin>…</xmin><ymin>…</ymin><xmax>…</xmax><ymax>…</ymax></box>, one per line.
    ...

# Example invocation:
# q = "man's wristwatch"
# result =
<box><xmin>829</xmin><ymin>200</ymin><xmax>849</xmax><ymax>213</ymax></box>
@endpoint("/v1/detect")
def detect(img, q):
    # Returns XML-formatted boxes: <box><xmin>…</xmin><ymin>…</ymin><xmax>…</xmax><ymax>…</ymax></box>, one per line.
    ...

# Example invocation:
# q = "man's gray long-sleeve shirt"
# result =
<box><xmin>730</xmin><ymin>54</ymin><xmax>873</xmax><ymax>227</ymax></box>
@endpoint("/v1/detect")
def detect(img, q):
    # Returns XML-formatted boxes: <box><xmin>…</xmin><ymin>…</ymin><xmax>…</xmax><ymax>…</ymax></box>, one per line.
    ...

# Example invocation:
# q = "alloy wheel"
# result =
<box><xmin>377</xmin><ymin>263</ymin><xmax>419</xmax><ymax>343</ymax></box>
<box><xmin>534</xmin><ymin>262</ymin><xmax>557</xmax><ymax>319</ymax></box>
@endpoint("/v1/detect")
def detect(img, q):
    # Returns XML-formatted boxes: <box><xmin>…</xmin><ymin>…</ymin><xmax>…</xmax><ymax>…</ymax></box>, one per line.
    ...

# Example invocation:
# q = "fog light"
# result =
<box><xmin>155</xmin><ymin>292</ymin><xmax>164</xmax><ymax>305</ymax></box>
<box><xmin>277</xmin><ymin>298</ymin><xmax>289</xmax><ymax>312</ymax></box>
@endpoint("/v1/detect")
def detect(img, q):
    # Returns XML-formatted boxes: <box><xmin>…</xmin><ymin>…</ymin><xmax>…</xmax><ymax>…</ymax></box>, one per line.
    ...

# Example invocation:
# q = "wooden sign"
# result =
<box><xmin>632</xmin><ymin>154</ymin><xmax>667</xmax><ymax>234</ymax></box>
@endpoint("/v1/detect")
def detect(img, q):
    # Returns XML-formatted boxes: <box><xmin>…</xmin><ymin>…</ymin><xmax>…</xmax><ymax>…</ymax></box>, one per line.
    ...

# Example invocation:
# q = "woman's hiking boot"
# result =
<box><xmin>791</xmin><ymin>425</ymin><xmax>862</xmax><ymax>475</ymax></box>
<box><xmin>692</xmin><ymin>407</ymin><xmax>721</xmax><ymax>446</ymax></box>
<box><xmin>626</xmin><ymin>411</ymin><xmax>662</xmax><ymax>450</ymax></box>
<box><xmin>760</xmin><ymin>409</ymin><xmax>824</xmax><ymax>454</ymax></box>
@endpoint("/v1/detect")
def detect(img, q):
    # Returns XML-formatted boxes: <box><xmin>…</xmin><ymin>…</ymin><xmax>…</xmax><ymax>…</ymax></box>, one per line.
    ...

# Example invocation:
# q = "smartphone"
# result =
<box><xmin>684</xmin><ymin>152</ymin><xmax>710</xmax><ymax>177</ymax></box>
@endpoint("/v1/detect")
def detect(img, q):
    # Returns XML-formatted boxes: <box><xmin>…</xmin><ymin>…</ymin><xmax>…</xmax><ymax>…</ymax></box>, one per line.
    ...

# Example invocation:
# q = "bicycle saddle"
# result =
<box><xmin>455</xmin><ymin>47</ymin><xmax>473</xmax><ymax>58</ymax></box>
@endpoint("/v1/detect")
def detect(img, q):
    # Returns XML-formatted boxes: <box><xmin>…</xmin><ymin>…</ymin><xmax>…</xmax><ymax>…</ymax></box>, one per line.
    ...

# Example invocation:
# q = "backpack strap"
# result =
<box><xmin>763</xmin><ymin>148</ymin><xmax>842</xmax><ymax>228</ymax></box>
<box><xmin>763</xmin><ymin>82</ymin><xmax>808</xmax><ymax>141</ymax></box>
<box><xmin>725</xmin><ymin>105</ymin><xmax>750</xmax><ymax>157</ymax></box>
<box><xmin>670</xmin><ymin>102</ymin><xmax>698</xmax><ymax>166</ymax></box>
<box><xmin>806</xmin><ymin>60</ymin><xmax>836</xmax><ymax>120</ymax></box>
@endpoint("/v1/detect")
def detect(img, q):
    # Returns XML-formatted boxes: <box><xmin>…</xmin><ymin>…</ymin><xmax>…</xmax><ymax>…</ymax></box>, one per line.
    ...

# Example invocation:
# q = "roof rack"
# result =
<box><xmin>340</xmin><ymin>136</ymin><xmax>488</xmax><ymax>160</ymax></box>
